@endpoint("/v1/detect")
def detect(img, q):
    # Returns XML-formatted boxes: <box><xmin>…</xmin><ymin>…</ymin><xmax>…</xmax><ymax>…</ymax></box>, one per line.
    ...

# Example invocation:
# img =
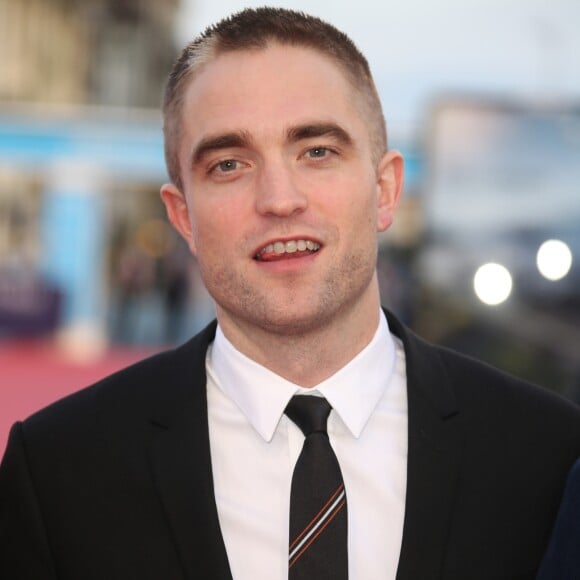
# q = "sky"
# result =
<box><xmin>175</xmin><ymin>0</ymin><xmax>580</xmax><ymax>142</ymax></box>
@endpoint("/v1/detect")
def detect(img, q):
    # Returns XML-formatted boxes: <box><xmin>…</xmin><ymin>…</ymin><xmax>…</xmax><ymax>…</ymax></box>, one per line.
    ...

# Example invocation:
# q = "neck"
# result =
<box><xmin>216</xmin><ymin>280</ymin><xmax>382</xmax><ymax>387</ymax></box>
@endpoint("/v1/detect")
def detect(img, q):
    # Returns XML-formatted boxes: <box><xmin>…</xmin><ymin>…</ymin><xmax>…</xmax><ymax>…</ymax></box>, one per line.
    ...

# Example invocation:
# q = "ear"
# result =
<box><xmin>376</xmin><ymin>150</ymin><xmax>404</xmax><ymax>233</ymax></box>
<box><xmin>160</xmin><ymin>183</ymin><xmax>197</xmax><ymax>255</ymax></box>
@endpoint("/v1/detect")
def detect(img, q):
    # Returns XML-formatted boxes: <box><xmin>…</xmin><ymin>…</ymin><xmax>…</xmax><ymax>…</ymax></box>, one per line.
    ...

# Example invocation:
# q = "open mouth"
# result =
<box><xmin>254</xmin><ymin>239</ymin><xmax>321</xmax><ymax>262</ymax></box>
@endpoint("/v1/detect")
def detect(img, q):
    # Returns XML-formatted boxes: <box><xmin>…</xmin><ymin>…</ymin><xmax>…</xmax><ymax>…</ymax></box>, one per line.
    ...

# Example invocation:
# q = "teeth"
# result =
<box><xmin>257</xmin><ymin>239</ymin><xmax>320</xmax><ymax>258</ymax></box>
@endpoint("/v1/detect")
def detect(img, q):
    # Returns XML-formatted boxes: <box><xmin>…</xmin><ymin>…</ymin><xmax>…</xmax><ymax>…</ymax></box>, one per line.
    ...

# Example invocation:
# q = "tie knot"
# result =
<box><xmin>285</xmin><ymin>395</ymin><xmax>332</xmax><ymax>437</ymax></box>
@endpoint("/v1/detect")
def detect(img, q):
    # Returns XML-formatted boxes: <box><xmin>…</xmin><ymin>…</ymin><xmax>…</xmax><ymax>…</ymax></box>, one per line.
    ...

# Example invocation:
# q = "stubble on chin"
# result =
<box><xmin>205</xmin><ymin>245</ymin><xmax>377</xmax><ymax>339</ymax></box>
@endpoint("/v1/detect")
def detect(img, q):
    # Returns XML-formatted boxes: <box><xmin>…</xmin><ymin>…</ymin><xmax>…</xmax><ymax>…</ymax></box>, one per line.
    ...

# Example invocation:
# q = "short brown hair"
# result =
<box><xmin>162</xmin><ymin>7</ymin><xmax>387</xmax><ymax>189</ymax></box>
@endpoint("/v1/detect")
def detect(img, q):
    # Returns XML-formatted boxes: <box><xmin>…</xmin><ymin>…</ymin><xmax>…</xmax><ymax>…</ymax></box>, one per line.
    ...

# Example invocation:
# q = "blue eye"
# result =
<box><xmin>307</xmin><ymin>147</ymin><xmax>328</xmax><ymax>158</ymax></box>
<box><xmin>216</xmin><ymin>160</ymin><xmax>239</xmax><ymax>172</ymax></box>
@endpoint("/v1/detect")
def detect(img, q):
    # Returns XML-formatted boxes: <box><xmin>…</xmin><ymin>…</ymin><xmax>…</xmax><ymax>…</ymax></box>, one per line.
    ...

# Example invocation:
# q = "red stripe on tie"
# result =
<box><xmin>289</xmin><ymin>483</ymin><xmax>345</xmax><ymax>550</ymax></box>
<box><xmin>289</xmin><ymin>498</ymin><xmax>346</xmax><ymax>568</ymax></box>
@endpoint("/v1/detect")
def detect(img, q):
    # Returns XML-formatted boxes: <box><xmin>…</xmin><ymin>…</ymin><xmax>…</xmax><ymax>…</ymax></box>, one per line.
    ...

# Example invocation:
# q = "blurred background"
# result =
<box><xmin>1</xmin><ymin>0</ymin><xmax>579</xmax><ymax>453</ymax></box>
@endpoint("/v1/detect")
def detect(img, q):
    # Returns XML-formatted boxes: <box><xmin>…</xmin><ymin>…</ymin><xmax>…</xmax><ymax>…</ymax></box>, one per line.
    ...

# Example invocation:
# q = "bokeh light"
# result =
<box><xmin>536</xmin><ymin>239</ymin><xmax>573</xmax><ymax>281</ymax></box>
<box><xmin>474</xmin><ymin>263</ymin><xmax>513</xmax><ymax>306</ymax></box>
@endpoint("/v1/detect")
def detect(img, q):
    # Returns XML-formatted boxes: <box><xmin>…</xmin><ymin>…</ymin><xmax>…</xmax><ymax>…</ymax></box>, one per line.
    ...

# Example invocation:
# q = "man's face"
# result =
<box><xmin>161</xmin><ymin>43</ymin><xmax>402</xmax><ymax>337</ymax></box>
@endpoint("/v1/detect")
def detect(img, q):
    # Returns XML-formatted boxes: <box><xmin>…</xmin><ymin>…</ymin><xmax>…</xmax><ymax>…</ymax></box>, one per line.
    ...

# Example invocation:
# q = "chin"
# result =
<box><xmin>249</xmin><ymin>301</ymin><xmax>340</xmax><ymax>337</ymax></box>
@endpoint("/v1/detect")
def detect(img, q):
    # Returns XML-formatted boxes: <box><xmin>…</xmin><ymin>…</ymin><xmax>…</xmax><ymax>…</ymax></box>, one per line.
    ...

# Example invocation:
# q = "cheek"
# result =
<box><xmin>190</xmin><ymin>202</ymin><xmax>239</xmax><ymax>254</ymax></box>
<box><xmin>342</xmin><ymin>175</ymin><xmax>378</xmax><ymax>226</ymax></box>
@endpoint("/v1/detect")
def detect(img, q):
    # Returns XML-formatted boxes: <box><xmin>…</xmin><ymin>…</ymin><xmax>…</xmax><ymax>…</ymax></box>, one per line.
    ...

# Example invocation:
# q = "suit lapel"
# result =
<box><xmin>148</xmin><ymin>322</ymin><xmax>233</xmax><ymax>580</ymax></box>
<box><xmin>386</xmin><ymin>311</ymin><xmax>463</xmax><ymax>580</ymax></box>
<box><xmin>145</xmin><ymin>311</ymin><xmax>462</xmax><ymax>579</ymax></box>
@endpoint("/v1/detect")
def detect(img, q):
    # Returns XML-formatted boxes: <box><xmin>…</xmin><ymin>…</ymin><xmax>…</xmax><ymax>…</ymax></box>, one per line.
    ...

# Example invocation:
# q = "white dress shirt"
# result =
<box><xmin>206</xmin><ymin>310</ymin><xmax>408</xmax><ymax>579</ymax></box>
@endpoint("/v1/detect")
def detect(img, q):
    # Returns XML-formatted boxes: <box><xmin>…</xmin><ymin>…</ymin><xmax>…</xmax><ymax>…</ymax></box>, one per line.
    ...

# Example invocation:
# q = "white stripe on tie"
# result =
<box><xmin>289</xmin><ymin>488</ymin><xmax>346</xmax><ymax>561</ymax></box>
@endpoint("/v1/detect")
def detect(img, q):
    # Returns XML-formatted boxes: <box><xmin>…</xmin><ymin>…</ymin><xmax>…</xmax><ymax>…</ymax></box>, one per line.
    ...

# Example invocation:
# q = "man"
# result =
<box><xmin>1</xmin><ymin>7</ymin><xmax>580</xmax><ymax>580</ymax></box>
<box><xmin>536</xmin><ymin>457</ymin><xmax>580</xmax><ymax>578</ymax></box>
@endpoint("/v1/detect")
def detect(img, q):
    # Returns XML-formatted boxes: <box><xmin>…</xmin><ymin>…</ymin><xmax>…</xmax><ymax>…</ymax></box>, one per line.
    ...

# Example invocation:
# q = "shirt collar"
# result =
<box><xmin>208</xmin><ymin>310</ymin><xmax>396</xmax><ymax>441</ymax></box>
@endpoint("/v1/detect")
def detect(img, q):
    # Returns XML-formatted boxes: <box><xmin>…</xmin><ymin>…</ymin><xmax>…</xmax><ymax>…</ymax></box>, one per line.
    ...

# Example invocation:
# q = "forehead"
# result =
<box><xmin>180</xmin><ymin>43</ymin><xmax>366</xmax><ymax>145</ymax></box>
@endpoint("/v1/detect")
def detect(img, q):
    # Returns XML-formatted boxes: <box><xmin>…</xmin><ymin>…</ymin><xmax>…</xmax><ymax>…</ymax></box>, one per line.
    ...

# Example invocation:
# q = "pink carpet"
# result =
<box><xmin>0</xmin><ymin>339</ymin><xmax>159</xmax><ymax>457</ymax></box>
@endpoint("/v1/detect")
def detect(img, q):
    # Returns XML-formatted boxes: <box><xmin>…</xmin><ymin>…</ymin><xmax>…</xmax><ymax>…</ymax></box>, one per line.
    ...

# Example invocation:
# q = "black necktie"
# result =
<box><xmin>285</xmin><ymin>395</ymin><xmax>348</xmax><ymax>579</ymax></box>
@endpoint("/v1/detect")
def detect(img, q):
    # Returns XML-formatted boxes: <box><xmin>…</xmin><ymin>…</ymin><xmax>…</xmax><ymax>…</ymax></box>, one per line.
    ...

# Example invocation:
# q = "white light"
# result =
<box><xmin>537</xmin><ymin>239</ymin><xmax>573</xmax><ymax>281</ymax></box>
<box><xmin>474</xmin><ymin>263</ymin><xmax>513</xmax><ymax>306</ymax></box>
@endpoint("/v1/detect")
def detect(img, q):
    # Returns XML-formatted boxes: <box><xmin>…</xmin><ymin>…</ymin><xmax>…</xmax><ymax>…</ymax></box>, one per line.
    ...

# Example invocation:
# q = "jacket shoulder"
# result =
<box><xmin>385</xmin><ymin>308</ymin><xmax>580</xmax><ymax>436</ymax></box>
<box><xmin>20</xmin><ymin>320</ymin><xmax>217</xmax><ymax>440</ymax></box>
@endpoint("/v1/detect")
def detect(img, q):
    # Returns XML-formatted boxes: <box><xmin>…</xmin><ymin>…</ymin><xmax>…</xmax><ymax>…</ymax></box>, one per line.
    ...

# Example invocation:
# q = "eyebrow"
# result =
<box><xmin>190</xmin><ymin>122</ymin><xmax>354</xmax><ymax>168</ymax></box>
<box><xmin>191</xmin><ymin>130</ymin><xmax>254</xmax><ymax>166</ymax></box>
<box><xmin>286</xmin><ymin>123</ymin><xmax>353</xmax><ymax>147</ymax></box>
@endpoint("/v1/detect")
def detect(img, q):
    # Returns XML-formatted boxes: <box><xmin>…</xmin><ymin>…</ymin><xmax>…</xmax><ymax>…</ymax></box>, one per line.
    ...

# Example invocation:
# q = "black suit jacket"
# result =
<box><xmin>536</xmin><ymin>457</ymin><xmax>580</xmax><ymax>579</ymax></box>
<box><xmin>2</xmin><ymin>310</ymin><xmax>580</xmax><ymax>579</ymax></box>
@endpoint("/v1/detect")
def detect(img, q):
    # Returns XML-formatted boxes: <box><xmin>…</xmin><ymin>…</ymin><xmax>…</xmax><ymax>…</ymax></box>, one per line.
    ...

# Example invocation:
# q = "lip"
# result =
<box><xmin>251</xmin><ymin>235</ymin><xmax>323</xmax><ymax>259</ymax></box>
<box><xmin>253</xmin><ymin>247</ymin><xmax>321</xmax><ymax>272</ymax></box>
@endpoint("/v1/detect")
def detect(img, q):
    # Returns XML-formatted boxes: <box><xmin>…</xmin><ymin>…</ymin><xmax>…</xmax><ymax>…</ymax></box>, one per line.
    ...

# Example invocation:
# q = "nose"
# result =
<box><xmin>255</xmin><ymin>160</ymin><xmax>308</xmax><ymax>217</ymax></box>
